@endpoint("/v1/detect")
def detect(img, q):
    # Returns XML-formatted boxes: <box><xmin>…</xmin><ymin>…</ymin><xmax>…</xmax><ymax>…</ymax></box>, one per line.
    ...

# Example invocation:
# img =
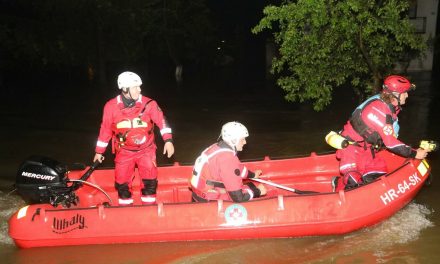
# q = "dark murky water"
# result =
<box><xmin>1</xmin><ymin>72</ymin><xmax>439</xmax><ymax>263</ymax></box>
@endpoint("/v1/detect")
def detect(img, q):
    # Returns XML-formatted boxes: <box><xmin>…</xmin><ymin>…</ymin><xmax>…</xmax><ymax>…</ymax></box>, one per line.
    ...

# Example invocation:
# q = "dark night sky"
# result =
<box><xmin>0</xmin><ymin>0</ymin><xmax>272</xmax><ymax>94</ymax></box>
<box><xmin>208</xmin><ymin>0</ymin><xmax>266</xmax><ymax>35</ymax></box>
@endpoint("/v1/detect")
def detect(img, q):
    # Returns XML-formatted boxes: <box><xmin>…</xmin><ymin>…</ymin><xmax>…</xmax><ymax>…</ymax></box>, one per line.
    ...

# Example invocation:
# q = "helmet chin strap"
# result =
<box><xmin>224</xmin><ymin>139</ymin><xmax>238</xmax><ymax>152</ymax></box>
<box><xmin>392</xmin><ymin>92</ymin><xmax>402</xmax><ymax>110</ymax></box>
<box><xmin>232</xmin><ymin>139</ymin><xmax>239</xmax><ymax>152</ymax></box>
<box><xmin>122</xmin><ymin>88</ymin><xmax>136</xmax><ymax>108</ymax></box>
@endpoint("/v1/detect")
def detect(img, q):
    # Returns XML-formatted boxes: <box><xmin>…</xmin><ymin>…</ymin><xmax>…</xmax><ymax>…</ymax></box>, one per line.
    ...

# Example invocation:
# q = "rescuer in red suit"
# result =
<box><xmin>332</xmin><ymin>75</ymin><xmax>429</xmax><ymax>191</ymax></box>
<box><xmin>190</xmin><ymin>121</ymin><xmax>267</xmax><ymax>202</ymax></box>
<box><xmin>93</xmin><ymin>71</ymin><xmax>175</xmax><ymax>205</ymax></box>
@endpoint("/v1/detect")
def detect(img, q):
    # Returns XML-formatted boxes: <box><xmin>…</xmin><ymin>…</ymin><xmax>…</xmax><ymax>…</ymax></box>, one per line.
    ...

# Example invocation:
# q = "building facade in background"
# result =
<box><xmin>407</xmin><ymin>0</ymin><xmax>439</xmax><ymax>71</ymax></box>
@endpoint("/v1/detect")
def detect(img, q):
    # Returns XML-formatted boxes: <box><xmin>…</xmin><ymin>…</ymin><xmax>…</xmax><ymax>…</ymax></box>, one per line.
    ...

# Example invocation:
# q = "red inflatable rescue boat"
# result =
<box><xmin>8</xmin><ymin>150</ymin><xmax>431</xmax><ymax>248</ymax></box>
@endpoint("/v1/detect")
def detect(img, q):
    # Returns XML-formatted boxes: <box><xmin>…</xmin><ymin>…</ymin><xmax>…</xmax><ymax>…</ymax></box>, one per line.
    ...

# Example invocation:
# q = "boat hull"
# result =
<box><xmin>9</xmin><ymin>151</ymin><xmax>431</xmax><ymax>248</ymax></box>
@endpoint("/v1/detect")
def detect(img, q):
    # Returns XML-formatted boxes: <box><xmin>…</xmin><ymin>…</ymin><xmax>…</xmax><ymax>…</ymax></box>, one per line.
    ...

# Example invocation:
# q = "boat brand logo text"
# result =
<box><xmin>380</xmin><ymin>172</ymin><xmax>421</xmax><ymax>205</ymax></box>
<box><xmin>52</xmin><ymin>214</ymin><xmax>86</xmax><ymax>234</ymax></box>
<box><xmin>21</xmin><ymin>171</ymin><xmax>56</xmax><ymax>181</ymax></box>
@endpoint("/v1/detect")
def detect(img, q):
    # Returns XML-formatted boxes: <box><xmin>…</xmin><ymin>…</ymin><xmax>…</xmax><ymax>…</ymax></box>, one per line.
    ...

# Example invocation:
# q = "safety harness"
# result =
<box><xmin>349</xmin><ymin>96</ymin><xmax>397</xmax><ymax>156</ymax></box>
<box><xmin>114</xmin><ymin>99</ymin><xmax>154</xmax><ymax>151</ymax></box>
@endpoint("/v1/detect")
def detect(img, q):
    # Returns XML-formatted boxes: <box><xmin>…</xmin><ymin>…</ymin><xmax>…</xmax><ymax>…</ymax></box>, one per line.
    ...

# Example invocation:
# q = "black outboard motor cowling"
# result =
<box><xmin>16</xmin><ymin>155</ymin><xmax>77</xmax><ymax>206</ymax></box>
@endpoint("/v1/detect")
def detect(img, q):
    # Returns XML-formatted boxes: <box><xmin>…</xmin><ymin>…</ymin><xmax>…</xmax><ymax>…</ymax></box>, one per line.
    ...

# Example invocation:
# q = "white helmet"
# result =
<box><xmin>117</xmin><ymin>71</ymin><xmax>142</xmax><ymax>89</ymax></box>
<box><xmin>221</xmin><ymin>121</ymin><xmax>249</xmax><ymax>147</ymax></box>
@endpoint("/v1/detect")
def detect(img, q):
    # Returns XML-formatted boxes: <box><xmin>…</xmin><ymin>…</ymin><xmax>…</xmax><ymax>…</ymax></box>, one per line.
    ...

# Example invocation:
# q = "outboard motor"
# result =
<box><xmin>16</xmin><ymin>155</ymin><xmax>78</xmax><ymax>207</ymax></box>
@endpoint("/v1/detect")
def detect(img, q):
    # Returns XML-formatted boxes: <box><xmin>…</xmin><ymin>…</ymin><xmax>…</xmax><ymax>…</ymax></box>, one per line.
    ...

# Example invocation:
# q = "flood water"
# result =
<box><xmin>0</xmin><ymin>72</ymin><xmax>439</xmax><ymax>263</ymax></box>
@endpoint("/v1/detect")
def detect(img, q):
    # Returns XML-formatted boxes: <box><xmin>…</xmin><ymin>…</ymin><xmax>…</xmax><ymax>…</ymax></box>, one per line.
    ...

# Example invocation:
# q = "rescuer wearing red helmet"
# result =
<box><xmin>93</xmin><ymin>71</ymin><xmax>175</xmax><ymax>205</ymax></box>
<box><xmin>331</xmin><ymin>75</ymin><xmax>428</xmax><ymax>191</ymax></box>
<box><xmin>189</xmin><ymin>122</ymin><xmax>267</xmax><ymax>202</ymax></box>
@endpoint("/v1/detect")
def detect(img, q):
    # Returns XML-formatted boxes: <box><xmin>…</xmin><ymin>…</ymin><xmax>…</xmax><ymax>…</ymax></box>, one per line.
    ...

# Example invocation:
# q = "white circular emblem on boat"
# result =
<box><xmin>225</xmin><ymin>204</ymin><xmax>248</xmax><ymax>225</ymax></box>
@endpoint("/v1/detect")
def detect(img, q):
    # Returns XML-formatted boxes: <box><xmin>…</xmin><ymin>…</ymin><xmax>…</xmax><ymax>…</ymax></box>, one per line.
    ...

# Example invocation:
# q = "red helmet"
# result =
<box><xmin>382</xmin><ymin>75</ymin><xmax>415</xmax><ymax>93</ymax></box>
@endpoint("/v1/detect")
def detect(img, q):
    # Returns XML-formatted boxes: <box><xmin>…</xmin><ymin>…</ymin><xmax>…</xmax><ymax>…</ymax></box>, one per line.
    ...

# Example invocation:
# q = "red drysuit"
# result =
<box><xmin>190</xmin><ymin>141</ymin><xmax>260</xmax><ymax>202</ymax></box>
<box><xmin>95</xmin><ymin>95</ymin><xmax>172</xmax><ymax>204</ymax></box>
<box><xmin>335</xmin><ymin>95</ymin><xmax>417</xmax><ymax>191</ymax></box>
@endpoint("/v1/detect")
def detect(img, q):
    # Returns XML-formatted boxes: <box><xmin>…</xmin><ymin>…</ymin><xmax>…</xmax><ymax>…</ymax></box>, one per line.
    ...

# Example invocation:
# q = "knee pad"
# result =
<box><xmin>115</xmin><ymin>182</ymin><xmax>132</xmax><ymax>198</ymax></box>
<box><xmin>244</xmin><ymin>182</ymin><xmax>261</xmax><ymax>198</ymax></box>
<box><xmin>362</xmin><ymin>172</ymin><xmax>385</xmax><ymax>183</ymax></box>
<box><xmin>141</xmin><ymin>179</ymin><xmax>158</xmax><ymax>195</ymax></box>
<box><xmin>343</xmin><ymin>171</ymin><xmax>362</xmax><ymax>190</ymax></box>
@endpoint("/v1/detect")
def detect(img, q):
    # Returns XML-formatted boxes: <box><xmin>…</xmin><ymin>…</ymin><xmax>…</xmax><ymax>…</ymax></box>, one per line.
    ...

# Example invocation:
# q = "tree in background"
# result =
<box><xmin>253</xmin><ymin>0</ymin><xmax>426</xmax><ymax>111</ymax></box>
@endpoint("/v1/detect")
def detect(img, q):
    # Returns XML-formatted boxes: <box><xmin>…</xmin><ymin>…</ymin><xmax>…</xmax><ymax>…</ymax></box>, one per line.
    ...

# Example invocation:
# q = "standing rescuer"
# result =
<box><xmin>331</xmin><ymin>75</ymin><xmax>429</xmax><ymax>191</ymax></box>
<box><xmin>93</xmin><ymin>71</ymin><xmax>175</xmax><ymax>205</ymax></box>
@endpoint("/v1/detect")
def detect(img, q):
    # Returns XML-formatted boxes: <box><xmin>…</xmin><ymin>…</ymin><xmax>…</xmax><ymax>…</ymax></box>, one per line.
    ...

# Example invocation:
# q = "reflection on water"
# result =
<box><xmin>1</xmin><ymin>72</ymin><xmax>439</xmax><ymax>263</ymax></box>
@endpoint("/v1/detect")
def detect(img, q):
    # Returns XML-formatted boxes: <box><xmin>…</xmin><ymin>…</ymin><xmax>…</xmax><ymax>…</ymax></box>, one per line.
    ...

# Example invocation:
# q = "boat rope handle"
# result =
<box><xmin>68</xmin><ymin>179</ymin><xmax>113</xmax><ymax>205</ymax></box>
<box><xmin>31</xmin><ymin>208</ymin><xmax>41</xmax><ymax>222</ymax></box>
